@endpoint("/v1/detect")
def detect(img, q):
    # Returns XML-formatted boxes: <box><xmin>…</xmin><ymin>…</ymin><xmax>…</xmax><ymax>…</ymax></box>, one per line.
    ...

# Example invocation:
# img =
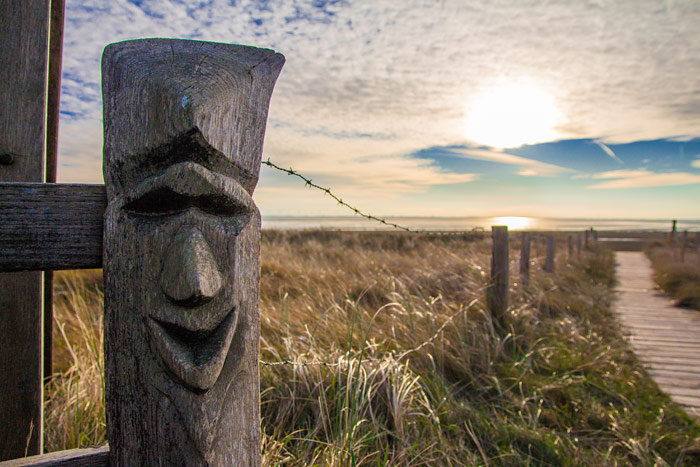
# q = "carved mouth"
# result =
<box><xmin>148</xmin><ymin>307</ymin><xmax>238</xmax><ymax>392</ymax></box>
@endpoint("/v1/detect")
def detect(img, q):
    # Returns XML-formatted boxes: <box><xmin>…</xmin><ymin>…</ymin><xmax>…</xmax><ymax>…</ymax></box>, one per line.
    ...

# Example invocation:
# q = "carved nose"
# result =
<box><xmin>160</xmin><ymin>226</ymin><xmax>223</xmax><ymax>307</ymax></box>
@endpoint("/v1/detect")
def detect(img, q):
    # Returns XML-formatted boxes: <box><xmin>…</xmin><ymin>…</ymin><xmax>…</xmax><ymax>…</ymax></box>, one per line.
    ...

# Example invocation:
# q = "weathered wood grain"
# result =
<box><xmin>0</xmin><ymin>446</ymin><xmax>108</xmax><ymax>466</ymax></box>
<box><xmin>544</xmin><ymin>235</ymin><xmax>555</xmax><ymax>273</ymax></box>
<box><xmin>488</xmin><ymin>226</ymin><xmax>509</xmax><ymax>322</ymax></box>
<box><xmin>0</xmin><ymin>184</ymin><xmax>105</xmax><ymax>272</ymax></box>
<box><xmin>0</xmin><ymin>0</ymin><xmax>50</xmax><ymax>459</ymax></box>
<box><xmin>102</xmin><ymin>39</ymin><xmax>283</xmax><ymax>466</ymax></box>
<box><xmin>614</xmin><ymin>251</ymin><xmax>700</xmax><ymax>419</ymax></box>
<box><xmin>519</xmin><ymin>232</ymin><xmax>530</xmax><ymax>287</ymax></box>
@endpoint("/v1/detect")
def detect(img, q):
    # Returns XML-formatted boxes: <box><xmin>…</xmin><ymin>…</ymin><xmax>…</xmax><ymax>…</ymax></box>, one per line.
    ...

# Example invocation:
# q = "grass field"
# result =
<box><xmin>46</xmin><ymin>230</ymin><xmax>700</xmax><ymax>465</ymax></box>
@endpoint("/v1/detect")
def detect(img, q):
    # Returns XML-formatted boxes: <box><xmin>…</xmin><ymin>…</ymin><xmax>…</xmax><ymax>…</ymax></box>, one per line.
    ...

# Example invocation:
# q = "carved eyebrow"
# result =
<box><xmin>121</xmin><ymin>162</ymin><xmax>254</xmax><ymax>217</ymax></box>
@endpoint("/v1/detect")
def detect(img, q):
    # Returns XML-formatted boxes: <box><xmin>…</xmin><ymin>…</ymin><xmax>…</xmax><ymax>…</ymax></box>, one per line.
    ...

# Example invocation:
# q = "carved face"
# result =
<box><xmin>104</xmin><ymin>134</ymin><xmax>262</xmax><ymax>459</ymax></box>
<box><xmin>117</xmin><ymin>159</ymin><xmax>255</xmax><ymax>391</ymax></box>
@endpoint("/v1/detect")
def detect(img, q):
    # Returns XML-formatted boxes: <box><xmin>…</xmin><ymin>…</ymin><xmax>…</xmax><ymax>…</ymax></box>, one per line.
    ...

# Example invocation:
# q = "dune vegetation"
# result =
<box><xmin>46</xmin><ymin>230</ymin><xmax>700</xmax><ymax>465</ymax></box>
<box><xmin>646</xmin><ymin>237</ymin><xmax>700</xmax><ymax>311</ymax></box>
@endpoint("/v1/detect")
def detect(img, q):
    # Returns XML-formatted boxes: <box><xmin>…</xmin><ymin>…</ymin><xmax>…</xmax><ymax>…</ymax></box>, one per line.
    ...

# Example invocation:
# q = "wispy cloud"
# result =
<box><xmin>592</xmin><ymin>169</ymin><xmax>652</xmax><ymax>179</ymax></box>
<box><xmin>588</xmin><ymin>170</ymin><xmax>700</xmax><ymax>189</ymax></box>
<box><xmin>594</xmin><ymin>140</ymin><xmax>624</xmax><ymax>164</ymax></box>
<box><xmin>692</xmin><ymin>158</ymin><xmax>700</xmax><ymax>169</ymax></box>
<box><xmin>449</xmin><ymin>148</ymin><xmax>572</xmax><ymax>177</ymax></box>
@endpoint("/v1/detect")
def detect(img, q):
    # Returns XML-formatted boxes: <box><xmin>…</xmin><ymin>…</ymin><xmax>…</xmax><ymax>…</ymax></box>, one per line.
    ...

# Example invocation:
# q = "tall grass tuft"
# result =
<box><xmin>44</xmin><ymin>231</ymin><xmax>700</xmax><ymax>465</ymax></box>
<box><xmin>44</xmin><ymin>270</ymin><xmax>105</xmax><ymax>452</ymax></box>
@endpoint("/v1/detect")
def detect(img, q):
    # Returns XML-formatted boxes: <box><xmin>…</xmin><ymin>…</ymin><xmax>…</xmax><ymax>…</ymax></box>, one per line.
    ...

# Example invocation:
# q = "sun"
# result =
<box><xmin>463</xmin><ymin>83</ymin><xmax>562</xmax><ymax>148</ymax></box>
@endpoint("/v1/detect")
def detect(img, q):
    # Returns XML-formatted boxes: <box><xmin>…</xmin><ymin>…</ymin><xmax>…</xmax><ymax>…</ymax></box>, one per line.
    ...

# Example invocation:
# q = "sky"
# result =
<box><xmin>58</xmin><ymin>0</ymin><xmax>700</xmax><ymax>220</ymax></box>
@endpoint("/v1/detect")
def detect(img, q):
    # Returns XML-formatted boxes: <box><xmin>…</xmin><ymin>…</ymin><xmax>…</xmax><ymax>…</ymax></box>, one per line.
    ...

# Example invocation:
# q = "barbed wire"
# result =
<box><xmin>259</xmin><ymin>298</ymin><xmax>479</xmax><ymax>367</ymax></box>
<box><xmin>261</xmin><ymin>158</ymin><xmax>413</xmax><ymax>232</ymax></box>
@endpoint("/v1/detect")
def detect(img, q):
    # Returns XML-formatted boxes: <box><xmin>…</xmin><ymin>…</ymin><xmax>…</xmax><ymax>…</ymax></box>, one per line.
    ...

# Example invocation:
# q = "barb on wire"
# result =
<box><xmin>259</xmin><ymin>298</ymin><xmax>479</xmax><ymax>367</ymax></box>
<box><xmin>262</xmin><ymin>158</ymin><xmax>412</xmax><ymax>232</ymax></box>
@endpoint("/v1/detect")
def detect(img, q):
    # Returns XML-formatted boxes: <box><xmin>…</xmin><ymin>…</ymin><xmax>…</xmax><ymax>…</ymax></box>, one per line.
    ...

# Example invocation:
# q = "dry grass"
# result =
<box><xmin>45</xmin><ymin>230</ymin><xmax>700</xmax><ymax>465</ymax></box>
<box><xmin>647</xmin><ymin>238</ymin><xmax>700</xmax><ymax>310</ymax></box>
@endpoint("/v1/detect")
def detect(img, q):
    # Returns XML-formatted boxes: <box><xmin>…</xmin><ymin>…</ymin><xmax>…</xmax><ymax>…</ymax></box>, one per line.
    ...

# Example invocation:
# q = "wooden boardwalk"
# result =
<box><xmin>615</xmin><ymin>251</ymin><xmax>700</xmax><ymax>418</ymax></box>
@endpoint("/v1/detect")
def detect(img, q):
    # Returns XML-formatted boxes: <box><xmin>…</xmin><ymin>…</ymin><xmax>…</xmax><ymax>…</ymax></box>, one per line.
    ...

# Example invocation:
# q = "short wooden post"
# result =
<box><xmin>680</xmin><ymin>230</ymin><xmax>688</xmax><ymax>263</ymax></box>
<box><xmin>488</xmin><ymin>226</ymin><xmax>509</xmax><ymax>322</ymax></box>
<box><xmin>0</xmin><ymin>0</ymin><xmax>50</xmax><ymax>459</ymax></box>
<box><xmin>519</xmin><ymin>232</ymin><xmax>531</xmax><ymax>287</ymax></box>
<box><xmin>102</xmin><ymin>39</ymin><xmax>283</xmax><ymax>466</ymax></box>
<box><xmin>584</xmin><ymin>230</ymin><xmax>590</xmax><ymax>249</ymax></box>
<box><xmin>567</xmin><ymin>235</ymin><xmax>573</xmax><ymax>260</ymax></box>
<box><xmin>576</xmin><ymin>233</ymin><xmax>582</xmax><ymax>255</ymax></box>
<box><xmin>544</xmin><ymin>236</ymin><xmax>555</xmax><ymax>273</ymax></box>
<box><xmin>670</xmin><ymin>219</ymin><xmax>677</xmax><ymax>243</ymax></box>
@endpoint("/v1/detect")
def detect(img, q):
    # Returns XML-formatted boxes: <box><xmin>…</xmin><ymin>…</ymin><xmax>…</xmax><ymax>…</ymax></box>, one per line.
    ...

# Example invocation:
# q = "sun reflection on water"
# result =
<box><xmin>491</xmin><ymin>216</ymin><xmax>533</xmax><ymax>231</ymax></box>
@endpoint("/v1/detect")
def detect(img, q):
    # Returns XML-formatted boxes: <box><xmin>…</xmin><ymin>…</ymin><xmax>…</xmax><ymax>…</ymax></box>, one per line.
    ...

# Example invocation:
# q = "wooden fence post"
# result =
<box><xmin>545</xmin><ymin>236</ymin><xmax>555</xmax><ymax>273</ymax></box>
<box><xmin>567</xmin><ymin>235</ymin><xmax>573</xmax><ymax>260</ymax></box>
<box><xmin>102</xmin><ymin>39</ymin><xmax>283</xmax><ymax>466</ymax></box>
<box><xmin>680</xmin><ymin>230</ymin><xmax>688</xmax><ymax>263</ymax></box>
<box><xmin>0</xmin><ymin>0</ymin><xmax>50</xmax><ymax>459</ymax></box>
<box><xmin>519</xmin><ymin>232</ymin><xmax>530</xmax><ymax>287</ymax></box>
<box><xmin>670</xmin><ymin>219</ymin><xmax>677</xmax><ymax>243</ymax></box>
<box><xmin>577</xmin><ymin>233</ymin><xmax>582</xmax><ymax>255</ymax></box>
<box><xmin>584</xmin><ymin>230</ymin><xmax>589</xmax><ymax>249</ymax></box>
<box><xmin>488</xmin><ymin>226</ymin><xmax>509</xmax><ymax>322</ymax></box>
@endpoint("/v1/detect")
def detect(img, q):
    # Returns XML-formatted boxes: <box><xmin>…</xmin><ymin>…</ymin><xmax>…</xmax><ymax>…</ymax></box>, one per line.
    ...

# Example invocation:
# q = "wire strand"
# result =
<box><xmin>262</xmin><ymin>158</ymin><xmax>413</xmax><ymax>232</ymax></box>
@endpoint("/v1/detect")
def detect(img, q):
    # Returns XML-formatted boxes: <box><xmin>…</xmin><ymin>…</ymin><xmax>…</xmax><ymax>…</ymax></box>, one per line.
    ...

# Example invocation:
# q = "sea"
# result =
<box><xmin>261</xmin><ymin>216</ymin><xmax>700</xmax><ymax>232</ymax></box>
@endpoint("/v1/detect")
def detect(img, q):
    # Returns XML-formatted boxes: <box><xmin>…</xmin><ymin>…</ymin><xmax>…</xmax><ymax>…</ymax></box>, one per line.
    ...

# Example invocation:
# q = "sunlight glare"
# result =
<box><xmin>464</xmin><ymin>83</ymin><xmax>562</xmax><ymax>148</ymax></box>
<box><xmin>492</xmin><ymin>216</ymin><xmax>533</xmax><ymax>231</ymax></box>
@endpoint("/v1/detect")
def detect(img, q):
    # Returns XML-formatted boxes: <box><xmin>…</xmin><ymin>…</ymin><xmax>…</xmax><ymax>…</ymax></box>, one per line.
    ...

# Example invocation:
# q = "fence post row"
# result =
<box><xmin>0</xmin><ymin>0</ymin><xmax>50</xmax><ymax>459</ymax></box>
<box><xmin>519</xmin><ymin>232</ymin><xmax>531</xmax><ymax>287</ymax></box>
<box><xmin>102</xmin><ymin>39</ymin><xmax>283</xmax><ymax>466</ymax></box>
<box><xmin>488</xmin><ymin>226</ymin><xmax>509</xmax><ymax>324</ymax></box>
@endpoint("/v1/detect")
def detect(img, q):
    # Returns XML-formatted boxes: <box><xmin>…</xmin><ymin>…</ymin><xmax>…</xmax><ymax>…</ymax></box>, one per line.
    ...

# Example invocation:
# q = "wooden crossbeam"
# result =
<box><xmin>0</xmin><ymin>445</ymin><xmax>108</xmax><ymax>466</ymax></box>
<box><xmin>0</xmin><ymin>183</ymin><xmax>105</xmax><ymax>272</ymax></box>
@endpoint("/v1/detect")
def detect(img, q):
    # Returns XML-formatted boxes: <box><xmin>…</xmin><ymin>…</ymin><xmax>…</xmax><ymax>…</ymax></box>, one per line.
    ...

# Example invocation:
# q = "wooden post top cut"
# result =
<box><xmin>102</xmin><ymin>39</ymin><xmax>284</xmax><ymax>197</ymax></box>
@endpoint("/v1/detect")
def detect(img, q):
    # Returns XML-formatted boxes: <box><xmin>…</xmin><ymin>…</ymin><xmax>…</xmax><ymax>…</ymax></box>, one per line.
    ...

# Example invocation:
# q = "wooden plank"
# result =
<box><xmin>0</xmin><ymin>184</ymin><xmax>105</xmax><ymax>271</ymax></box>
<box><xmin>0</xmin><ymin>0</ymin><xmax>50</xmax><ymax>459</ymax></box>
<box><xmin>669</xmin><ymin>395</ymin><xmax>700</xmax><ymax>409</ymax></box>
<box><xmin>658</xmin><ymin>386</ymin><xmax>700</xmax><ymax>401</ymax></box>
<box><xmin>102</xmin><ymin>39</ymin><xmax>283</xmax><ymax>465</ymax></box>
<box><xmin>652</xmin><ymin>377</ymin><xmax>700</xmax><ymax>390</ymax></box>
<box><xmin>0</xmin><ymin>446</ymin><xmax>108</xmax><ymax>466</ymax></box>
<box><xmin>44</xmin><ymin>0</ymin><xmax>67</xmax><ymax>381</ymax></box>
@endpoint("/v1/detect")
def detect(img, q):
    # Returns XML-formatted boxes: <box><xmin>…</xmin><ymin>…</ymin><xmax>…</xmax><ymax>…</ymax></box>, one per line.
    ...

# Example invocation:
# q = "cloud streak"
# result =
<box><xmin>449</xmin><ymin>148</ymin><xmax>572</xmax><ymax>177</ymax></box>
<box><xmin>594</xmin><ymin>141</ymin><xmax>624</xmax><ymax>165</ymax></box>
<box><xmin>588</xmin><ymin>170</ymin><xmax>700</xmax><ymax>189</ymax></box>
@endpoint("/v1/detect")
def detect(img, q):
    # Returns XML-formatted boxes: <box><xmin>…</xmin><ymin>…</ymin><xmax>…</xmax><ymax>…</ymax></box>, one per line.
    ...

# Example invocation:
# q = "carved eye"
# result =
<box><xmin>123</xmin><ymin>187</ymin><xmax>251</xmax><ymax>217</ymax></box>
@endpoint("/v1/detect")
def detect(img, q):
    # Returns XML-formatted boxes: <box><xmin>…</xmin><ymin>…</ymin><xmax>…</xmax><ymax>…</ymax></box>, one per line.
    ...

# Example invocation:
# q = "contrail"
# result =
<box><xmin>594</xmin><ymin>140</ymin><xmax>624</xmax><ymax>165</ymax></box>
